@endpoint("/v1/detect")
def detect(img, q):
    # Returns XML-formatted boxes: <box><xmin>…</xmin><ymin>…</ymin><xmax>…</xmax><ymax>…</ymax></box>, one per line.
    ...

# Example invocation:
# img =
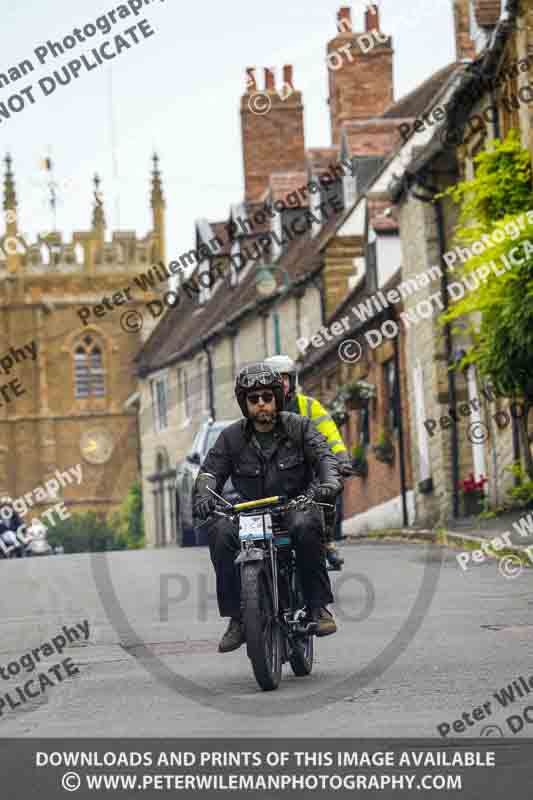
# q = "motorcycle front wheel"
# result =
<box><xmin>288</xmin><ymin>572</ymin><xmax>314</xmax><ymax>677</ymax></box>
<box><xmin>241</xmin><ymin>562</ymin><xmax>282</xmax><ymax>691</ymax></box>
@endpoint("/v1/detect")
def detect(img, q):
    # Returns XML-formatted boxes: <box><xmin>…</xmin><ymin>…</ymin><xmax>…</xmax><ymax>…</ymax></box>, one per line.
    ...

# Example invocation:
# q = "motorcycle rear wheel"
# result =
<box><xmin>241</xmin><ymin>562</ymin><xmax>282</xmax><ymax>691</ymax></box>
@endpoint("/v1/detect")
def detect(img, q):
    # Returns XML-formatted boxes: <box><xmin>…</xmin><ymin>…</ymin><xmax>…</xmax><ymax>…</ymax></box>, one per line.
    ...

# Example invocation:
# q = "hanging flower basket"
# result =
<box><xmin>459</xmin><ymin>473</ymin><xmax>488</xmax><ymax>516</ymax></box>
<box><xmin>351</xmin><ymin>445</ymin><xmax>368</xmax><ymax>478</ymax></box>
<box><xmin>372</xmin><ymin>430</ymin><xmax>395</xmax><ymax>464</ymax></box>
<box><xmin>343</xmin><ymin>380</ymin><xmax>377</xmax><ymax>410</ymax></box>
<box><xmin>328</xmin><ymin>394</ymin><xmax>348</xmax><ymax>427</ymax></box>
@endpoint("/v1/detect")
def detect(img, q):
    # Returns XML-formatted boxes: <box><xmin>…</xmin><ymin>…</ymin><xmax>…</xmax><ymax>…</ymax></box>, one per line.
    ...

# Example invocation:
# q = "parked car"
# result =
<box><xmin>175</xmin><ymin>419</ymin><xmax>239</xmax><ymax>546</ymax></box>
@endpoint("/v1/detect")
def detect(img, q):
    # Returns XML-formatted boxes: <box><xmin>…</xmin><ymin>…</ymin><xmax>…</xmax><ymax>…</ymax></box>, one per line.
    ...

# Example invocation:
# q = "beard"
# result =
<box><xmin>249</xmin><ymin>408</ymin><xmax>276</xmax><ymax>425</ymax></box>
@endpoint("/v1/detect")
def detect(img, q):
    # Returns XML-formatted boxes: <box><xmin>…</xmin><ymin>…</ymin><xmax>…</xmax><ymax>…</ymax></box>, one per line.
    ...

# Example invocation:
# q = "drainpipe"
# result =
<box><xmin>203</xmin><ymin>341</ymin><xmax>216</xmax><ymax>421</ymax></box>
<box><xmin>310</xmin><ymin>273</ymin><xmax>327</xmax><ymax>326</ymax></box>
<box><xmin>435</xmin><ymin>197</ymin><xmax>460</xmax><ymax>519</ymax></box>
<box><xmin>409</xmin><ymin>179</ymin><xmax>460</xmax><ymax>519</ymax></box>
<box><xmin>393</xmin><ymin>330</ymin><xmax>409</xmax><ymax>526</ymax></box>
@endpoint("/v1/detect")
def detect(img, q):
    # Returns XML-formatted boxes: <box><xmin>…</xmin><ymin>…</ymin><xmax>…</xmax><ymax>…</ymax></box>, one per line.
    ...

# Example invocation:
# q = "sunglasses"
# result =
<box><xmin>247</xmin><ymin>391</ymin><xmax>275</xmax><ymax>405</ymax></box>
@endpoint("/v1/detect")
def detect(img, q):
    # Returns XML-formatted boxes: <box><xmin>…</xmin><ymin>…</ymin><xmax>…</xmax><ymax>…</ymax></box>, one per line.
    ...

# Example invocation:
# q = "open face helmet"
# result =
<box><xmin>264</xmin><ymin>354</ymin><xmax>297</xmax><ymax>398</ymax></box>
<box><xmin>235</xmin><ymin>362</ymin><xmax>285</xmax><ymax>417</ymax></box>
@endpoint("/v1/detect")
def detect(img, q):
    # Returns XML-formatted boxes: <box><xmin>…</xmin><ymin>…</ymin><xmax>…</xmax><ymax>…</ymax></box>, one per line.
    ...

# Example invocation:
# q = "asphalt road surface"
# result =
<box><xmin>1</xmin><ymin>540</ymin><xmax>532</xmax><ymax>738</ymax></box>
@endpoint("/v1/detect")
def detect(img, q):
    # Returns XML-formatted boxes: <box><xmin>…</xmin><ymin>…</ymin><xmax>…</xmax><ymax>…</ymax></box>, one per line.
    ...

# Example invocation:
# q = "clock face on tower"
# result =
<box><xmin>80</xmin><ymin>429</ymin><xmax>114</xmax><ymax>465</ymax></box>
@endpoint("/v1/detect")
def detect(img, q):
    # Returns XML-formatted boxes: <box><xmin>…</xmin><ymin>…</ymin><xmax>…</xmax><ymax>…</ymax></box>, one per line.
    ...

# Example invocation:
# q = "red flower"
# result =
<box><xmin>458</xmin><ymin>473</ymin><xmax>488</xmax><ymax>493</ymax></box>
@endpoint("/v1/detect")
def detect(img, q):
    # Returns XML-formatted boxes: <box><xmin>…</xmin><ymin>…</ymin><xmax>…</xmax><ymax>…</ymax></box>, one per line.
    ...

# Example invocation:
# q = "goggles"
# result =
<box><xmin>238</xmin><ymin>371</ymin><xmax>279</xmax><ymax>390</ymax></box>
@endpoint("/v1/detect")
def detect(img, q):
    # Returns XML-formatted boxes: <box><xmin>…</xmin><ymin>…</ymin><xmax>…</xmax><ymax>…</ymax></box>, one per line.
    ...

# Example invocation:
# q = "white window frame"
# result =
<box><xmin>151</xmin><ymin>373</ymin><xmax>169</xmax><ymax>433</ymax></box>
<box><xmin>197</xmin><ymin>355</ymin><xmax>209</xmax><ymax>414</ymax></box>
<box><xmin>177</xmin><ymin>366</ymin><xmax>192</xmax><ymax>425</ymax></box>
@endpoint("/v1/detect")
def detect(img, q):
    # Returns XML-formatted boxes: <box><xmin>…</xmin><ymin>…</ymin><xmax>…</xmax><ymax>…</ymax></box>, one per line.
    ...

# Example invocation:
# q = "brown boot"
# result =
<box><xmin>218</xmin><ymin>618</ymin><xmax>245</xmax><ymax>653</ymax></box>
<box><xmin>312</xmin><ymin>607</ymin><xmax>337</xmax><ymax>637</ymax></box>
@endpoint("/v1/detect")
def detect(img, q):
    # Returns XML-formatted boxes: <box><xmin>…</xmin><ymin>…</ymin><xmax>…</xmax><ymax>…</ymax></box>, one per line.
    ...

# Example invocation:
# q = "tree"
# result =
<box><xmin>440</xmin><ymin>131</ymin><xmax>533</xmax><ymax>477</ymax></box>
<box><xmin>109</xmin><ymin>481</ymin><xmax>145</xmax><ymax>549</ymax></box>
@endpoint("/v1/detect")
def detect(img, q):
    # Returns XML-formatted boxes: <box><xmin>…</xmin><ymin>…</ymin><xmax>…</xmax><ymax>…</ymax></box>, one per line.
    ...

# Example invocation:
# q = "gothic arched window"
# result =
<box><xmin>74</xmin><ymin>335</ymin><xmax>105</xmax><ymax>398</ymax></box>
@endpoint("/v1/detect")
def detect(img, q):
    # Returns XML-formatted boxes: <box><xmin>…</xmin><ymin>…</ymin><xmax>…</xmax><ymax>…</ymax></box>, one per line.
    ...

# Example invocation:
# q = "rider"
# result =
<box><xmin>194</xmin><ymin>362</ymin><xmax>342</xmax><ymax>653</ymax></box>
<box><xmin>264</xmin><ymin>355</ymin><xmax>352</xmax><ymax>569</ymax></box>
<box><xmin>0</xmin><ymin>500</ymin><xmax>24</xmax><ymax>556</ymax></box>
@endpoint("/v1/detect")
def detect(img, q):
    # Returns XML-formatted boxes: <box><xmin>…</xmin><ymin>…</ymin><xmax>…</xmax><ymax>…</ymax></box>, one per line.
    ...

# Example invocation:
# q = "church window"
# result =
<box><xmin>74</xmin><ymin>335</ymin><xmax>106</xmax><ymax>398</ymax></box>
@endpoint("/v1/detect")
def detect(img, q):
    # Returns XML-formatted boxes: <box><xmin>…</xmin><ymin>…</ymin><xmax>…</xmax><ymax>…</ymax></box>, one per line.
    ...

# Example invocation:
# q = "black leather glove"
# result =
<box><xmin>196</xmin><ymin>495</ymin><xmax>216</xmax><ymax>521</ymax></box>
<box><xmin>311</xmin><ymin>482</ymin><xmax>340</xmax><ymax>504</ymax></box>
<box><xmin>339</xmin><ymin>461</ymin><xmax>355</xmax><ymax>477</ymax></box>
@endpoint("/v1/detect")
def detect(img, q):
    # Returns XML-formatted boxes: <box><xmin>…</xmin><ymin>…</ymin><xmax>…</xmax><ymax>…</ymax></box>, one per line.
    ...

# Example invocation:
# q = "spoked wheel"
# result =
<box><xmin>241</xmin><ymin>563</ymin><xmax>282</xmax><ymax>691</ymax></box>
<box><xmin>289</xmin><ymin>574</ymin><xmax>314</xmax><ymax>677</ymax></box>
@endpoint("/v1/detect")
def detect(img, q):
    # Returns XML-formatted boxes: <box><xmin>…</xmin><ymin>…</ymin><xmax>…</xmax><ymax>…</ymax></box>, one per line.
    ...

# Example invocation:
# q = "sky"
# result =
<box><xmin>0</xmin><ymin>0</ymin><xmax>455</xmax><ymax>264</ymax></box>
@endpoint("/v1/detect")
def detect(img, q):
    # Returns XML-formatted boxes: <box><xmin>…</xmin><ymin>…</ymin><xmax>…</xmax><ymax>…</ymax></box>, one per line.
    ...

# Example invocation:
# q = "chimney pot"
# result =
<box><xmin>337</xmin><ymin>6</ymin><xmax>352</xmax><ymax>33</ymax></box>
<box><xmin>365</xmin><ymin>2</ymin><xmax>380</xmax><ymax>31</ymax></box>
<box><xmin>265</xmin><ymin>68</ymin><xmax>275</xmax><ymax>91</ymax></box>
<box><xmin>283</xmin><ymin>64</ymin><xmax>294</xmax><ymax>88</ymax></box>
<box><xmin>245</xmin><ymin>67</ymin><xmax>256</xmax><ymax>93</ymax></box>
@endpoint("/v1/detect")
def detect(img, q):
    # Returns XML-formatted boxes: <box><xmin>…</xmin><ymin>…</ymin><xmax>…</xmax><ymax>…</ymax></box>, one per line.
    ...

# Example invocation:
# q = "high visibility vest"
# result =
<box><xmin>296</xmin><ymin>393</ymin><xmax>348</xmax><ymax>457</ymax></box>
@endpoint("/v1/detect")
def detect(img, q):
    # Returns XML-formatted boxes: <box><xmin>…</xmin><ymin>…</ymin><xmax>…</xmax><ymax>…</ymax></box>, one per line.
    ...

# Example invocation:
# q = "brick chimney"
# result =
<box><xmin>453</xmin><ymin>0</ymin><xmax>476</xmax><ymax>60</ymax></box>
<box><xmin>327</xmin><ymin>3</ymin><xmax>394</xmax><ymax>147</ymax></box>
<box><xmin>241</xmin><ymin>66</ymin><xmax>306</xmax><ymax>203</ymax></box>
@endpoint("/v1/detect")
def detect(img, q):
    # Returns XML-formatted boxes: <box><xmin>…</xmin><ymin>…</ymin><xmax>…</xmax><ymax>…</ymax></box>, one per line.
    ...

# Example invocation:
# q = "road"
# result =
<box><xmin>0</xmin><ymin>540</ymin><xmax>532</xmax><ymax>738</ymax></box>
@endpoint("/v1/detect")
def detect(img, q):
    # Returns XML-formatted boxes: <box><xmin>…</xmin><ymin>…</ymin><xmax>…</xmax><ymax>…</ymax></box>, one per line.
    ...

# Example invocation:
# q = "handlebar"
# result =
<box><xmin>211</xmin><ymin>493</ymin><xmax>333</xmax><ymax>520</ymax></box>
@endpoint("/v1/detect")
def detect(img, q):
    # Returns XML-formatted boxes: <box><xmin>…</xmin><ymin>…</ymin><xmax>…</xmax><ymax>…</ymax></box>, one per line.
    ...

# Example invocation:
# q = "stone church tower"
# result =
<box><xmin>0</xmin><ymin>154</ymin><xmax>166</xmax><ymax>520</ymax></box>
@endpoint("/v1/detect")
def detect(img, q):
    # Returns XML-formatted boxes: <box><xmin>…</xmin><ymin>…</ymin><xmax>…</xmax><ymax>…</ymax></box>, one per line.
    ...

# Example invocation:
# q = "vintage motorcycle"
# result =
<box><xmin>211</xmin><ymin>492</ymin><xmax>334</xmax><ymax>691</ymax></box>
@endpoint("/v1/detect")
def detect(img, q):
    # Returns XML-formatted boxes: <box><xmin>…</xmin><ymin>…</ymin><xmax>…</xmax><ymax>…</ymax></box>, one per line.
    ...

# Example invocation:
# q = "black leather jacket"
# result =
<box><xmin>194</xmin><ymin>412</ymin><xmax>341</xmax><ymax>506</ymax></box>
<box><xmin>0</xmin><ymin>508</ymin><xmax>23</xmax><ymax>536</ymax></box>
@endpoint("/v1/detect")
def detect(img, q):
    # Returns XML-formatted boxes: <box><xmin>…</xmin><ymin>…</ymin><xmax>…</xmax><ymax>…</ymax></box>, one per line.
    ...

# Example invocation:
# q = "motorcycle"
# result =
<box><xmin>210</xmin><ymin>492</ymin><xmax>334</xmax><ymax>692</ymax></box>
<box><xmin>0</xmin><ymin>530</ymin><xmax>29</xmax><ymax>559</ymax></box>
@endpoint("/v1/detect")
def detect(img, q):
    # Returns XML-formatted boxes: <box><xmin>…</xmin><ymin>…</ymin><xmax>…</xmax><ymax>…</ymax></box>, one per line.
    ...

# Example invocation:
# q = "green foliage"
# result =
<box><xmin>440</xmin><ymin>131</ymin><xmax>533</xmax><ymax>405</ymax></box>
<box><xmin>441</xmin><ymin>130</ymin><xmax>533</xmax><ymax>236</ymax></box>
<box><xmin>351</xmin><ymin>444</ymin><xmax>367</xmax><ymax>465</ymax></box>
<box><xmin>372</xmin><ymin>429</ymin><xmax>394</xmax><ymax>464</ymax></box>
<box><xmin>344</xmin><ymin>380</ymin><xmax>376</xmax><ymax>405</ymax></box>
<box><xmin>375</xmin><ymin>429</ymin><xmax>391</xmax><ymax>448</ymax></box>
<box><xmin>327</xmin><ymin>394</ymin><xmax>348</xmax><ymax>427</ymax></box>
<box><xmin>109</xmin><ymin>481</ymin><xmax>145</xmax><ymax>550</ymax></box>
<box><xmin>46</xmin><ymin>511</ymin><xmax>126</xmax><ymax>554</ymax></box>
<box><xmin>505</xmin><ymin>463</ymin><xmax>533</xmax><ymax>508</ymax></box>
<box><xmin>46</xmin><ymin>482</ymin><xmax>145</xmax><ymax>554</ymax></box>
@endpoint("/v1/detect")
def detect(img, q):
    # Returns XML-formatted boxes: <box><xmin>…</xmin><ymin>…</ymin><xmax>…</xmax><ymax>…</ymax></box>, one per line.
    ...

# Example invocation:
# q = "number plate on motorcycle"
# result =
<box><xmin>239</xmin><ymin>513</ymin><xmax>272</xmax><ymax>540</ymax></box>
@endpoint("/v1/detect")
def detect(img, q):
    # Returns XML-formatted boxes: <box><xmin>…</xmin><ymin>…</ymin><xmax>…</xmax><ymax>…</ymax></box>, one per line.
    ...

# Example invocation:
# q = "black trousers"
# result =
<box><xmin>207</xmin><ymin>506</ymin><xmax>334</xmax><ymax>618</ymax></box>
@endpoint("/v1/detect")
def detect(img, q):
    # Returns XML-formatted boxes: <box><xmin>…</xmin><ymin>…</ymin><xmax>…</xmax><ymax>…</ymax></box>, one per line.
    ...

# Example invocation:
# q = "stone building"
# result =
<box><xmin>0</xmin><ymin>154</ymin><xmax>166</xmax><ymax>522</ymax></box>
<box><xmin>300</xmin><ymin>0</ymin><xmax>532</xmax><ymax>529</ymax></box>
<box><xmin>388</xmin><ymin>0</ymin><xmax>531</xmax><ymax>525</ymax></box>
